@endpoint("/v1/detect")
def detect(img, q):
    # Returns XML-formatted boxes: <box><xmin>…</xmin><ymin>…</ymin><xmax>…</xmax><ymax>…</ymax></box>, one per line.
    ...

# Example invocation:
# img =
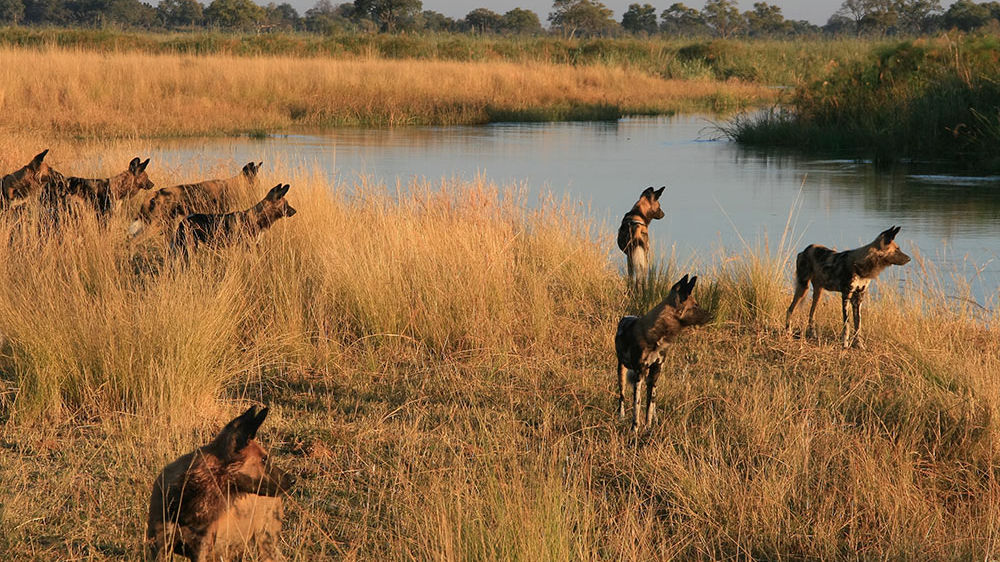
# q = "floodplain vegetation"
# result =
<box><xmin>0</xmin><ymin>145</ymin><xmax>998</xmax><ymax>560</ymax></box>
<box><xmin>722</xmin><ymin>35</ymin><xmax>1000</xmax><ymax>171</ymax></box>
<box><xmin>0</xmin><ymin>44</ymin><xmax>775</xmax><ymax>138</ymax></box>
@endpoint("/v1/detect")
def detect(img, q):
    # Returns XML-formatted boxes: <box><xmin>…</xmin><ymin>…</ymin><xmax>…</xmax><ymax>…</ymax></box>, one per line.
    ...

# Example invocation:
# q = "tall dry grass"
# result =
<box><xmin>0</xmin><ymin>46</ymin><xmax>772</xmax><ymax>139</ymax></box>
<box><xmin>1</xmin><ymin>147</ymin><xmax>999</xmax><ymax>559</ymax></box>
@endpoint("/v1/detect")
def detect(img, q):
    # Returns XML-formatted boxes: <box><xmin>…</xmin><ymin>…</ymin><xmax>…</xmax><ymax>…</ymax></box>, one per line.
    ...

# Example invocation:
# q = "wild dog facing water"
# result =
<box><xmin>171</xmin><ymin>183</ymin><xmax>296</xmax><ymax>257</ymax></box>
<box><xmin>785</xmin><ymin>226</ymin><xmax>911</xmax><ymax>349</ymax></box>
<box><xmin>617</xmin><ymin>186</ymin><xmax>665</xmax><ymax>288</ymax></box>
<box><xmin>130</xmin><ymin>161</ymin><xmax>263</xmax><ymax>236</ymax></box>
<box><xmin>146</xmin><ymin>405</ymin><xmax>295</xmax><ymax>562</ymax></box>
<box><xmin>52</xmin><ymin>157</ymin><xmax>154</xmax><ymax>220</ymax></box>
<box><xmin>1</xmin><ymin>149</ymin><xmax>67</xmax><ymax>208</ymax></box>
<box><xmin>615</xmin><ymin>274</ymin><xmax>709</xmax><ymax>432</ymax></box>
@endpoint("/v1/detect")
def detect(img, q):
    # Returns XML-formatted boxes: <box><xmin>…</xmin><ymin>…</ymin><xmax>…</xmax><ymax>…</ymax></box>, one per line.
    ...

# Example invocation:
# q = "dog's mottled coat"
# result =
<box><xmin>785</xmin><ymin>226</ymin><xmax>911</xmax><ymax>348</ymax></box>
<box><xmin>146</xmin><ymin>405</ymin><xmax>295</xmax><ymax>561</ymax></box>
<box><xmin>54</xmin><ymin>157</ymin><xmax>154</xmax><ymax>219</ymax></box>
<box><xmin>615</xmin><ymin>274</ymin><xmax>709</xmax><ymax>432</ymax></box>
<box><xmin>617</xmin><ymin>186</ymin><xmax>665</xmax><ymax>287</ymax></box>
<box><xmin>1</xmin><ymin>149</ymin><xmax>67</xmax><ymax>207</ymax></box>
<box><xmin>130</xmin><ymin>161</ymin><xmax>262</xmax><ymax>236</ymax></box>
<box><xmin>171</xmin><ymin>183</ymin><xmax>296</xmax><ymax>257</ymax></box>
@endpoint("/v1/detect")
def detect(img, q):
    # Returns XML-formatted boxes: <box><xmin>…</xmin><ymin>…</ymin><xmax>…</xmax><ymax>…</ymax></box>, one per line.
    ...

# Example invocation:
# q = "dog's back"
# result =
<box><xmin>132</xmin><ymin>162</ymin><xmax>261</xmax><ymax>235</ymax></box>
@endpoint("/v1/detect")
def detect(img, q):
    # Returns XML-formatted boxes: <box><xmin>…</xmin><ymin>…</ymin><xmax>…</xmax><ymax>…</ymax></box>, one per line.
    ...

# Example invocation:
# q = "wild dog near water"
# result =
<box><xmin>146</xmin><ymin>405</ymin><xmax>295</xmax><ymax>562</ymax></box>
<box><xmin>784</xmin><ymin>226</ymin><xmax>911</xmax><ymax>349</ymax></box>
<box><xmin>130</xmin><ymin>161</ymin><xmax>263</xmax><ymax>236</ymax></box>
<box><xmin>171</xmin><ymin>183</ymin><xmax>296</xmax><ymax>257</ymax></box>
<box><xmin>617</xmin><ymin>186</ymin><xmax>665</xmax><ymax>287</ymax></box>
<box><xmin>48</xmin><ymin>157</ymin><xmax>154</xmax><ymax>220</ymax></box>
<box><xmin>615</xmin><ymin>274</ymin><xmax>710</xmax><ymax>432</ymax></box>
<box><xmin>1</xmin><ymin>149</ymin><xmax>68</xmax><ymax>208</ymax></box>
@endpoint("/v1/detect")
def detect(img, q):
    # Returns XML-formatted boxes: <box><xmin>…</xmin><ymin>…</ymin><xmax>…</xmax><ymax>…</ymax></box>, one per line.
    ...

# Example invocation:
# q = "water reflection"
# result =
<box><xmin>144</xmin><ymin>115</ymin><xmax>999</xmax><ymax>305</ymax></box>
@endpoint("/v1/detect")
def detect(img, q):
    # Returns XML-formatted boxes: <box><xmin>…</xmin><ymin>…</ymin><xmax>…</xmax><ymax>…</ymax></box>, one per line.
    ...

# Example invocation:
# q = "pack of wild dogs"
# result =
<box><xmin>4</xmin><ymin>153</ymin><xmax>912</xmax><ymax>560</ymax></box>
<box><xmin>0</xmin><ymin>150</ymin><xmax>296</xmax><ymax>257</ymax></box>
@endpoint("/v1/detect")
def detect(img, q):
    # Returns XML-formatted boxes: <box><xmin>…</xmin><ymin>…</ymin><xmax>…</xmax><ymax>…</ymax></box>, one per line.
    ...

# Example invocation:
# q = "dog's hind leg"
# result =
<box><xmin>617</xmin><ymin>362</ymin><xmax>629</xmax><ymax>421</ymax></box>
<box><xmin>805</xmin><ymin>285</ymin><xmax>823</xmax><ymax>339</ymax></box>
<box><xmin>785</xmin><ymin>281</ymin><xmax>808</xmax><ymax>334</ymax></box>
<box><xmin>840</xmin><ymin>294</ymin><xmax>851</xmax><ymax>349</ymax></box>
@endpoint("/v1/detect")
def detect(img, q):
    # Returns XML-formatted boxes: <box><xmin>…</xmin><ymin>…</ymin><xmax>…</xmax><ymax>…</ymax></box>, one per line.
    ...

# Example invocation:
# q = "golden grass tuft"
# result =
<box><xmin>0</xmin><ymin>46</ymin><xmax>774</xmax><ymax>138</ymax></box>
<box><xmin>1</xmin><ymin>147</ymin><xmax>999</xmax><ymax>559</ymax></box>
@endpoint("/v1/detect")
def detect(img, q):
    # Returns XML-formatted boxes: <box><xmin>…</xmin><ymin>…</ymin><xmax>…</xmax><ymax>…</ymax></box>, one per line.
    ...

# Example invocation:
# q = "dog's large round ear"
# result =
<box><xmin>685</xmin><ymin>275</ymin><xmax>698</xmax><ymax>295</ymax></box>
<box><xmin>670</xmin><ymin>274</ymin><xmax>689</xmax><ymax>295</ymax></box>
<box><xmin>216</xmin><ymin>405</ymin><xmax>269</xmax><ymax>457</ymax></box>
<box><xmin>129</xmin><ymin>157</ymin><xmax>142</xmax><ymax>172</ymax></box>
<box><xmin>641</xmin><ymin>186</ymin><xmax>655</xmax><ymax>198</ymax></box>
<box><xmin>879</xmin><ymin>225</ymin><xmax>900</xmax><ymax>245</ymax></box>
<box><xmin>30</xmin><ymin>149</ymin><xmax>49</xmax><ymax>170</ymax></box>
<box><xmin>265</xmin><ymin>183</ymin><xmax>287</xmax><ymax>200</ymax></box>
<box><xmin>139</xmin><ymin>158</ymin><xmax>151</xmax><ymax>172</ymax></box>
<box><xmin>653</xmin><ymin>186</ymin><xmax>666</xmax><ymax>200</ymax></box>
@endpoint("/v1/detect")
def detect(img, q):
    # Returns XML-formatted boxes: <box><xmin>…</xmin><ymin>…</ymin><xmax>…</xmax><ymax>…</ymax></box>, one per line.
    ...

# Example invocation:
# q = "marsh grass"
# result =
<box><xmin>723</xmin><ymin>36</ymin><xmax>1000</xmax><ymax>171</ymax></box>
<box><xmin>0</xmin><ymin>46</ymin><xmax>773</xmax><ymax>139</ymax></box>
<box><xmin>1</xmin><ymin>148</ymin><xmax>999</xmax><ymax>559</ymax></box>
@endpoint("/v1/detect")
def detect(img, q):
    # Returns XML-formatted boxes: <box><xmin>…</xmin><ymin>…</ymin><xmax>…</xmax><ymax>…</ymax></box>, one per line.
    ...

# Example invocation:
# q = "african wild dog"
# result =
<box><xmin>617</xmin><ymin>186</ymin><xmax>665</xmax><ymax>287</ymax></box>
<box><xmin>171</xmin><ymin>183</ymin><xmax>296</xmax><ymax>257</ymax></box>
<box><xmin>1</xmin><ymin>149</ymin><xmax>67</xmax><ymax>208</ymax></box>
<box><xmin>129</xmin><ymin>161</ymin><xmax>263</xmax><ymax>236</ymax></box>
<box><xmin>784</xmin><ymin>226</ymin><xmax>911</xmax><ymax>349</ymax></box>
<box><xmin>50</xmin><ymin>157</ymin><xmax>154</xmax><ymax>220</ymax></box>
<box><xmin>146</xmin><ymin>405</ymin><xmax>295</xmax><ymax>562</ymax></box>
<box><xmin>615</xmin><ymin>274</ymin><xmax>710</xmax><ymax>432</ymax></box>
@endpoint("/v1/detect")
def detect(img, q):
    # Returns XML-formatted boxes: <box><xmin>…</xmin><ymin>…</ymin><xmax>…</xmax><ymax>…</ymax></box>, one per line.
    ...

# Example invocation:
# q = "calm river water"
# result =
<box><xmin>147</xmin><ymin>115</ymin><xmax>1000</xmax><ymax>307</ymax></box>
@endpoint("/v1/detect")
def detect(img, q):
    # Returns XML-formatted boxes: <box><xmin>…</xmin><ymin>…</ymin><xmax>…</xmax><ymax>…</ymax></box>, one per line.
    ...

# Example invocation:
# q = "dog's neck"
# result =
<box><xmin>624</xmin><ymin>200</ymin><xmax>653</xmax><ymax>224</ymax></box>
<box><xmin>851</xmin><ymin>245</ymin><xmax>892</xmax><ymax>279</ymax></box>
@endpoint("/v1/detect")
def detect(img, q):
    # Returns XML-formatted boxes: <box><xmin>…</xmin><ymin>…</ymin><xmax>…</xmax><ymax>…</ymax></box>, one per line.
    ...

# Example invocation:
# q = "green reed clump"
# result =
<box><xmin>724</xmin><ymin>36</ymin><xmax>1000</xmax><ymax>171</ymax></box>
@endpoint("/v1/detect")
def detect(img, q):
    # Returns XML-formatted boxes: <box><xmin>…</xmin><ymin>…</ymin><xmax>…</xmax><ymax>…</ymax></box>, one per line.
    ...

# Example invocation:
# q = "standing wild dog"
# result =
<box><xmin>50</xmin><ymin>157</ymin><xmax>154</xmax><ymax>220</ymax></box>
<box><xmin>785</xmin><ymin>226</ymin><xmax>911</xmax><ymax>349</ymax></box>
<box><xmin>171</xmin><ymin>183</ymin><xmax>296</xmax><ymax>256</ymax></box>
<box><xmin>615</xmin><ymin>274</ymin><xmax>709</xmax><ymax>432</ymax></box>
<box><xmin>130</xmin><ymin>161</ymin><xmax>263</xmax><ymax>236</ymax></box>
<box><xmin>1</xmin><ymin>149</ymin><xmax>68</xmax><ymax>208</ymax></box>
<box><xmin>617</xmin><ymin>186</ymin><xmax>665</xmax><ymax>287</ymax></box>
<box><xmin>146</xmin><ymin>405</ymin><xmax>295</xmax><ymax>562</ymax></box>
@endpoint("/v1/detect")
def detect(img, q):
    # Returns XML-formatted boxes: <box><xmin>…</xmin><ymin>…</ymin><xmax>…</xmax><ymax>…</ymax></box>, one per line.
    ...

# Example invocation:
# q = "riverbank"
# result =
<box><xmin>1</xmin><ymin>154</ymin><xmax>998</xmax><ymax>558</ymax></box>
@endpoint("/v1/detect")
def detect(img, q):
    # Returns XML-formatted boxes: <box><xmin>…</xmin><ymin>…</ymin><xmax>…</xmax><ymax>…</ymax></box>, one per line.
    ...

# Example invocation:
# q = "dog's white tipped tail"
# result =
<box><xmin>128</xmin><ymin>219</ymin><xmax>145</xmax><ymax>237</ymax></box>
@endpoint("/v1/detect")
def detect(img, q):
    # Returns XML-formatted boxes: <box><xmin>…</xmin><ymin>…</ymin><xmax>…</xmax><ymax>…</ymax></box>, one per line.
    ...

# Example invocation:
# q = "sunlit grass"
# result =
<box><xmin>0</xmin><ymin>46</ymin><xmax>773</xmax><ymax>139</ymax></box>
<box><xmin>1</xmin><ymin>146</ymin><xmax>998</xmax><ymax>559</ymax></box>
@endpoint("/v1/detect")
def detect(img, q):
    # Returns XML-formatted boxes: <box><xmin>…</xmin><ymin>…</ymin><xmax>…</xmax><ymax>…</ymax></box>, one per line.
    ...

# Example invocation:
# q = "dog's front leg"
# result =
<box><xmin>617</xmin><ymin>362</ymin><xmax>629</xmax><ymax>422</ymax></box>
<box><xmin>850</xmin><ymin>292</ymin><xmax>865</xmax><ymax>349</ymax></box>
<box><xmin>841</xmin><ymin>293</ymin><xmax>851</xmax><ymax>349</ymax></box>
<box><xmin>632</xmin><ymin>368</ymin><xmax>645</xmax><ymax>433</ymax></box>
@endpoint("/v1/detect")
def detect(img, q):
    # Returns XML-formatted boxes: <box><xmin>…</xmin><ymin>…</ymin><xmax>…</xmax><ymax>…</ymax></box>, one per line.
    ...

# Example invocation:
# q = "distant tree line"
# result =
<box><xmin>0</xmin><ymin>0</ymin><xmax>998</xmax><ymax>37</ymax></box>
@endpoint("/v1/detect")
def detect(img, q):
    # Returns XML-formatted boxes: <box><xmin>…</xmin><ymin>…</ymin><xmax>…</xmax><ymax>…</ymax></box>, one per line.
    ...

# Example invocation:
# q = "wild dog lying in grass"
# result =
<box><xmin>55</xmin><ymin>157</ymin><xmax>154</xmax><ymax>220</ymax></box>
<box><xmin>171</xmin><ymin>183</ymin><xmax>296</xmax><ymax>257</ymax></box>
<box><xmin>615</xmin><ymin>274</ymin><xmax>709</xmax><ymax>432</ymax></box>
<box><xmin>785</xmin><ymin>226</ymin><xmax>911</xmax><ymax>349</ymax></box>
<box><xmin>1</xmin><ymin>149</ymin><xmax>67</xmax><ymax>208</ymax></box>
<box><xmin>617</xmin><ymin>186</ymin><xmax>665</xmax><ymax>288</ymax></box>
<box><xmin>130</xmin><ymin>161</ymin><xmax>262</xmax><ymax>236</ymax></box>
<box><xmin>146</xmin><ymin>405</ymin><xmax>295</xmax><ymax>562</ymax></box>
